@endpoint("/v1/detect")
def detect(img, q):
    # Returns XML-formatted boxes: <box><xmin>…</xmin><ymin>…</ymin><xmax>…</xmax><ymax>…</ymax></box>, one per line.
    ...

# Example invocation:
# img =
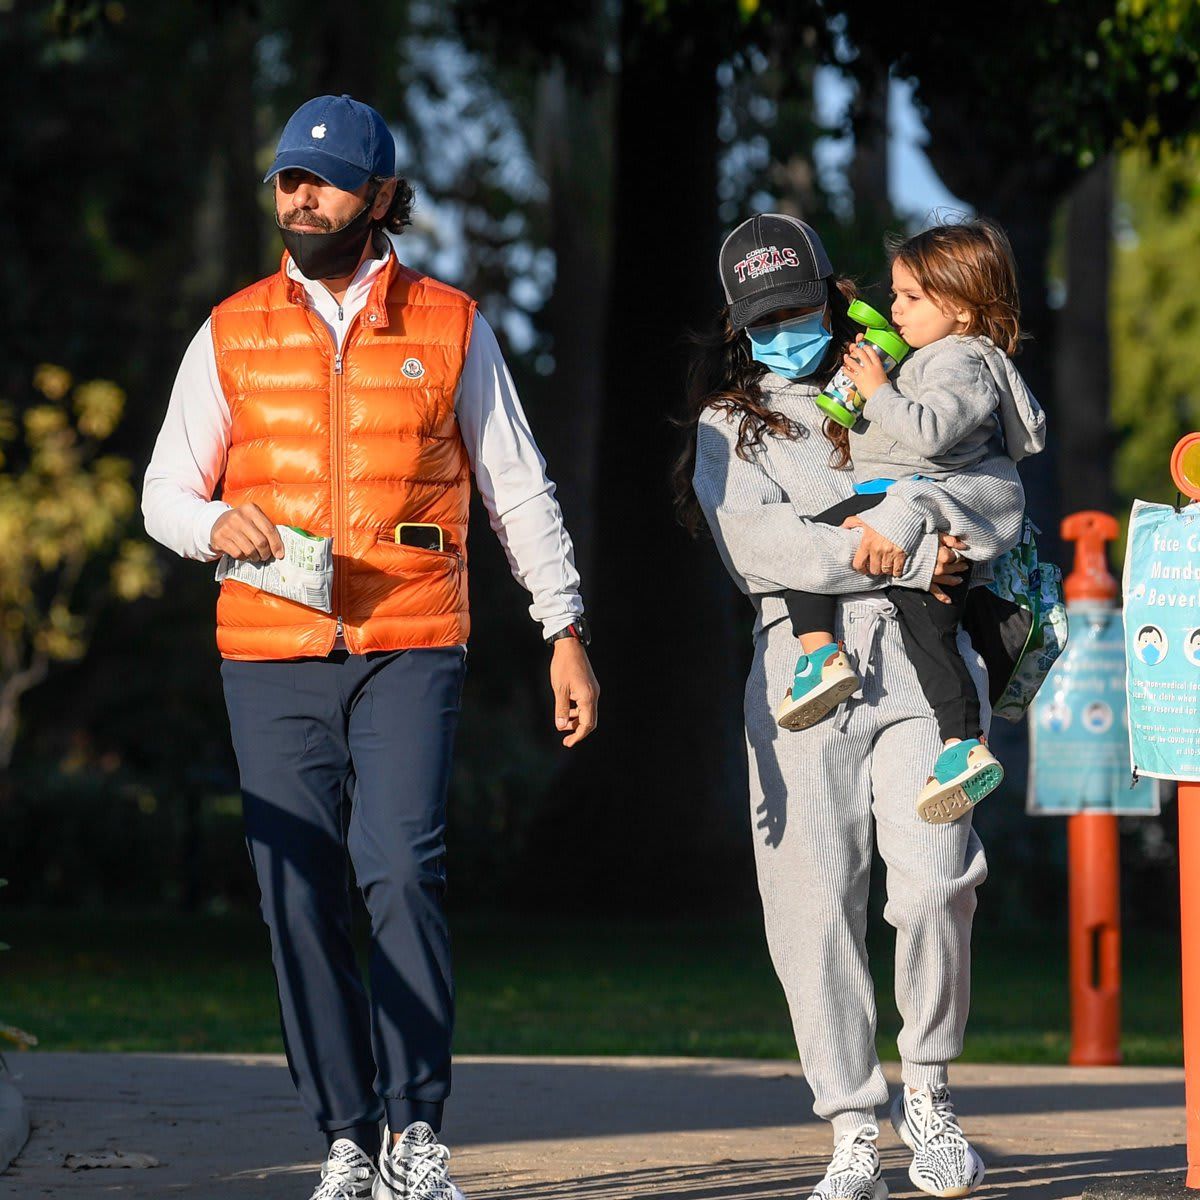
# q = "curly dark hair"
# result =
<box><xmin>670</xmin><ymin>278</ymin><xmax>862</xmax><ymax>537</ymax></box>
<box><xmin>367</xmin><ymin>175</ymin><xmax>416</xmax><ymax>235</ymax></box>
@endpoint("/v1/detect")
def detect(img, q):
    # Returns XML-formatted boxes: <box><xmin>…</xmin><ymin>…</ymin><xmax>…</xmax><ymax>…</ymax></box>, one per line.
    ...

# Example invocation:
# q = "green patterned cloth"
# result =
<box><xmin>965</xmin><ymin>518</ymin><xmax>1069</xmax><ymax>723</ymax></box>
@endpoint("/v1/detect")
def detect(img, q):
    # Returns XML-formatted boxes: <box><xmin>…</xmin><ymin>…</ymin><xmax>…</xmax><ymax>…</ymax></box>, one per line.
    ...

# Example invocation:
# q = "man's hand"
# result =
<box><xmin>842</xmin><ymin>335</ymin><xmax>889</xmax><ymax>400</ymax></box>
<box><xmin>844</xmin><ymin>515</ymin><xmax>907</xmax><ymax>576</ymax></box>
<box><xmin>211</xmin><ymin>503</ymin><xmax>285</xmax><ymax>563</ymax></box>
<box><xmin>550</xmin><ymin>637</ymin><xmax>599</xmax><ymax>748</ymax></box>
<box><xmin>931</xmin><ymin>533</ymin><xmax>970</xmax><ymax>604</ymax></box>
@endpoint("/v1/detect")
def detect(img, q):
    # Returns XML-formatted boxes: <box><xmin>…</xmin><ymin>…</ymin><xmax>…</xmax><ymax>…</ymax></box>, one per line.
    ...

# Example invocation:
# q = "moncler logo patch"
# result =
<box><xmin>311</xmin><ymin>123</ymin><xmax>327</xmax><ymax>139</ymax></box>
<box><xmin>401</xmin><ymin>358</ymin><xmax>426</xmax><ymax>380</ymax></box>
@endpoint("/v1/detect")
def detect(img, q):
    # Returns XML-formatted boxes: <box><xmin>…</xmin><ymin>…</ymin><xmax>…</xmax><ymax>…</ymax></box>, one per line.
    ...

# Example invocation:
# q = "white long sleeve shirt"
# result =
<box><xmin>142</xmin><ymin>245</ymin><xmax>584</xmax><ymax>639</ymax></box>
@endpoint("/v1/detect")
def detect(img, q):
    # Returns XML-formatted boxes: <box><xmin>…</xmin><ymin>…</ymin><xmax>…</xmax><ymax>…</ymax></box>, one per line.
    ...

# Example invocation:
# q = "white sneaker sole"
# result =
<box><xmin>916</xmin><ymin>760</ymin><xmax>1004</xmax><ymax>825</ymax></box>
<box><xmin>906</xmin><ymin>1166</ymin><xmax>984</xmax><ymax>1200</ymax></box>
<box><xmin>890</xmin><ymin>1094</ymin><xmax>985</xmax><ymax>1198</ymax></box>
<box><xmin>374</xmin><ymin>1175</ymin><xmax>465</xmax><ymax>1200</ymax></box>
<box><xmin>777</xmin><ymin>670</ymin><xmax>859</xmax><ymax>731</ymax></box>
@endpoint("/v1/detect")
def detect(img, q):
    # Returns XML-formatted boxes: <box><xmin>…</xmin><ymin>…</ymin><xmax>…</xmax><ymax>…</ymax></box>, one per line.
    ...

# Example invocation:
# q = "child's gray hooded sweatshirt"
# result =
<box><xmin>851</xmin><ymin>333</ymin><xmax>1046</xmax><ymax>484</ymax></box>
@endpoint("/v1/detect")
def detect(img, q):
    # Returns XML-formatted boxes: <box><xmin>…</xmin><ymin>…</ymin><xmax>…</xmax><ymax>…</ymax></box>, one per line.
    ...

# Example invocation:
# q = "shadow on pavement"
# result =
<box><xmin>3</xmin><ymin>1054</ymin><xmax>1186</xmax><ymax>1198</ymax></box>
<box><xmin>464</xmin><ymin>1144</ymin><xmax>1186</xmax><ymax>1200</ymax></box>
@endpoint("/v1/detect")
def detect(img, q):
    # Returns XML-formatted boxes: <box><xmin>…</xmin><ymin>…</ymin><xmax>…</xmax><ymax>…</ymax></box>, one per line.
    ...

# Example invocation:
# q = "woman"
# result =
<box><xmin>675</xmin><ymin>214</ymin><xmax>1025</xmax><ymax>1200</ymax></box>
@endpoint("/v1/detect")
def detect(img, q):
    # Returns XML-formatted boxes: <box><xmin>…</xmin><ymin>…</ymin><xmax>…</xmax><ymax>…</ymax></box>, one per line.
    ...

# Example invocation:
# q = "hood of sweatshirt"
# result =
<box><xmin>958</xmin><ymin>335</ymin><xmax>1046</xmax><ymax>463</ymax></box>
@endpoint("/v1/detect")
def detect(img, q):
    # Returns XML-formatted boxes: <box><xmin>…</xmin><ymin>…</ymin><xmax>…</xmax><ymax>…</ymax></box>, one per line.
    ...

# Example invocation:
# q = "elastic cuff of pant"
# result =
<box><xmin>385</xmin><ymin>1098</ymin><xmax>444</xmax><ymax>1135</ymax></box>
<box><xmin>830</xmin><ymin>1109</ymin><xmax>877</xmax><ymax>1140</ymax></box>
<box><xmin>902</xmin><ymin>1062</ymin><xmax>948</xmax><ymax>1091</ymax></box>
<box><xmin>327</xmin><ymin>1120</ymin><xmax>382</xmax><ymax>1160</ymax></box>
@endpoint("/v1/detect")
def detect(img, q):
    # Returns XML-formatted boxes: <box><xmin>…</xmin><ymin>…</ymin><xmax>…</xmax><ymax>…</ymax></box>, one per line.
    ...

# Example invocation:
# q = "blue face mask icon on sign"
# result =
<box><xmin>746</xmin><ymin>309</ymin><xmax>832</xmax><ymax>379</ymax></box>
<box><xmin>1136</xmin><ymin>626</ymin><xmax>1165</xmax><ymax>665</ymax></box>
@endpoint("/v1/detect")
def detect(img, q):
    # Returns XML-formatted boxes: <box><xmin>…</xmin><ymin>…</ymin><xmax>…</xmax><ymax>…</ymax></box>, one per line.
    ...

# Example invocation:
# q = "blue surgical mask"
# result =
<box><xmin>746</xmin><ymin>309</ymin><xmax>832</xmax><ymax>379</ymax></box>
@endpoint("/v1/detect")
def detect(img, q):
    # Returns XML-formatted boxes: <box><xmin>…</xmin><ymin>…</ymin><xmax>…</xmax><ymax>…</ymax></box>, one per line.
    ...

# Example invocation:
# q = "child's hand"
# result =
<box><xmin>842</xmin><ymin>335</ymin><xmax>889</xmax><ymax>400</ymax></box>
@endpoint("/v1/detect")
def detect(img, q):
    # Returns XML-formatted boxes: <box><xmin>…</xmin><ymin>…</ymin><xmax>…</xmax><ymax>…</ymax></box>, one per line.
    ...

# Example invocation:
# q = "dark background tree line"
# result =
<box><xmin>2</xmin><ymin>0</ymin><xmax>1197</xmax><ymax>924</ymax></box>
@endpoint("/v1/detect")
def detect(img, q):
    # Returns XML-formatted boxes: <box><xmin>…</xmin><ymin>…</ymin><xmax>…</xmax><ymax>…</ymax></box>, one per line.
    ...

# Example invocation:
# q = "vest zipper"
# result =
<box><xmin>299</xmin><ymin>292</ymin><xmax>365</xmax><ymax>653</ymax></box>
<box><xmin>329</xmin><ymin>308</ymin><xmax>365</xmax><ymax>650</ymax></box>
<box><xmin>331</xmin><ymin>351</ymin><xmax>346</xmax><ymax>646</ymax></box>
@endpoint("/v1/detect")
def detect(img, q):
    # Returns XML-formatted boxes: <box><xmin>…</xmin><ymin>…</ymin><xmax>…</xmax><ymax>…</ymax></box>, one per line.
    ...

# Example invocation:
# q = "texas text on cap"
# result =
<box><xmin>719</xmin><ymin>214</ymin><xmax>833</xmax><ymax>329</ymax></box>
<box><xmin>263</xmin><ymin>94</ymin><xmax>396</xmax><ymax>192</ymax></box>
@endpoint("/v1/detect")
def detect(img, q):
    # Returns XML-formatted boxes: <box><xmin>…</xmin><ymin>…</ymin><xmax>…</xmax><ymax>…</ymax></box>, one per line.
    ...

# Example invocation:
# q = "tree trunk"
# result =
<box><xmin>1055</xmin><ymin>158</ymin><xmax>1115</xmax><ymax>516</ymax></box>
<box><xmin>528</xmin><ymin>59</ymin><xmax>615</xmax><ymax>580</ymax></box>
<box><xmin>848</xmin><ymin>57</ymin><xmax>891</xmax><ymax>232</ymax></box>
<box><xmin>534</xmin><ymin>8</ymin><xmax>746</xmax><ymax>910</ymax></box>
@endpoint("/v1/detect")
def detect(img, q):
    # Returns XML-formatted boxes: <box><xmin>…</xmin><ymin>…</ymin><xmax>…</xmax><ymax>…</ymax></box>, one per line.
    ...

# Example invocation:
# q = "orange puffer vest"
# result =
<box><xmin>210</xmin><ymin>251</ymin><xmax>476</xmax><ymax>661</ymax></box>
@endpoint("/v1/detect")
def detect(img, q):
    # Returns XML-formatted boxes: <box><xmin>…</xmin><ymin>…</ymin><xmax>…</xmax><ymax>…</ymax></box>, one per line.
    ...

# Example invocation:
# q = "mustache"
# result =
<box><xmin>279</xmin><ymin>210</ymin><xmax>334</xmax><ymax>231</ymax></box>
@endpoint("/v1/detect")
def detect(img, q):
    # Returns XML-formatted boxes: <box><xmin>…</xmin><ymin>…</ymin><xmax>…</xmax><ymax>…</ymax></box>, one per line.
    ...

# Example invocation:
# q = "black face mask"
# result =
<box><xmin>278</xmin><ymin>203</ymin><xmax>373</xmax><ymax>280</ymax></box>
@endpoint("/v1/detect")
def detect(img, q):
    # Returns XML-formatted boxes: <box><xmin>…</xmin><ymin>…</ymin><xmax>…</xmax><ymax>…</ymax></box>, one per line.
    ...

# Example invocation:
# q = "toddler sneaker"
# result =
<box><xmin>776</xmin><ymin>642</ymin><xmax>860</xmax><ymax>731</ymax></box>
<box><xmin>916</xmin><ymin>738</ymin><xmax>1004</xmax><ymax>824</ymax></box>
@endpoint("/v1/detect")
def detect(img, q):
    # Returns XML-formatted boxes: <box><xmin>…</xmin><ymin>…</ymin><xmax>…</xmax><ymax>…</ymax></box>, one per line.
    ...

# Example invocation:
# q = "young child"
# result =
<box><xmin>775</xmin><ymin>219</ymin><xmax>1046</xmax><ymax>824</ymax></box>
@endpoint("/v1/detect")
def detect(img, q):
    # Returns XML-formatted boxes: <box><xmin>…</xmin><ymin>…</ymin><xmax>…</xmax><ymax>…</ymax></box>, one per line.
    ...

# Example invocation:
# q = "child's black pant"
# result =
<box><xmin>783</xmin><ymin>492</ymin><xmax>980</xmax><ymax>743</ymax></box>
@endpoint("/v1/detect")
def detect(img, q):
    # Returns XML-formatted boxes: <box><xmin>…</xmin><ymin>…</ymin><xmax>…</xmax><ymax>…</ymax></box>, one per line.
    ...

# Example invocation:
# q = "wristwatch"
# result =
<box><xmin>545</xmin><ymin>617</ymin><xmax>591</xmax><ymax>648</ymax></box>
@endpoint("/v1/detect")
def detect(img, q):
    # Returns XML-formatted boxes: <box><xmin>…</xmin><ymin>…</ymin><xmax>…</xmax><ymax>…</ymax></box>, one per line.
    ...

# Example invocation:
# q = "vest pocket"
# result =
<box><xmin>373</xmin><ymin>531</ymin><xmax>462</xmax><ymax>568</ymax></box>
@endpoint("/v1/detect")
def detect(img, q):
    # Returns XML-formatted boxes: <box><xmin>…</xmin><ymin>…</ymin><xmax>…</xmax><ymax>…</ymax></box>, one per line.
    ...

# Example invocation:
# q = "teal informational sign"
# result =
<box><xmin>1028</xmin><ymin>604</ymin><xmax>1160</xmax><ymax>815</ymax></box>
<box><xmin>1122</xmin><ymin>499</ymin><xmax>1200</xmax><ymax>783</ymax></box>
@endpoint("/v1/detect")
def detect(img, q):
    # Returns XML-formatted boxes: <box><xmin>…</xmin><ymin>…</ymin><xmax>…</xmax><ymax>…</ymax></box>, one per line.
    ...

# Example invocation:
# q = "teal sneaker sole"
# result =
<box><xmin>962</xmin><ymin>762</ymin><xmax>1004</xmax><ymax>804</ymax></box>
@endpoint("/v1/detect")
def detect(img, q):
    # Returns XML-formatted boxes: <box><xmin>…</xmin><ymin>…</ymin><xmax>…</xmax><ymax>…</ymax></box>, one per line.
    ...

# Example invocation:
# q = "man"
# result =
<box><xmin>143</xmin><ymin>94</ymin><xmax>598</xmax><ymax>1200</ymax></box>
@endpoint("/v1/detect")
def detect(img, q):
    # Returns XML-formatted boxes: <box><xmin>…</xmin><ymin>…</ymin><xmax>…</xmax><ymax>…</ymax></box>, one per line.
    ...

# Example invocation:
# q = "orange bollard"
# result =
<box><xmin>1170</xmin><ymin>433</ymin><xmax>1200</xmax><ymax>1188</ymax></box>
<box><xmin>1061</xmin><ymin>511</ymin><xmax>1123</xmax><ymax>1066</ymax></box>
<box><xmin>1182</xmin><ymin>788</ymin><xmax>1200</xmax><ymax>1188</ymax></box>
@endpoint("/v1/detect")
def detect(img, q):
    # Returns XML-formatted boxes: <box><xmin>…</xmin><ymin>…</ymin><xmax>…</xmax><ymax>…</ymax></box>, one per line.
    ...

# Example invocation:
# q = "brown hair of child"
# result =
<box><xmin>886</xmin><ymin>218</ymin><xmax>1025</xmax><ymax>356</ymax></box>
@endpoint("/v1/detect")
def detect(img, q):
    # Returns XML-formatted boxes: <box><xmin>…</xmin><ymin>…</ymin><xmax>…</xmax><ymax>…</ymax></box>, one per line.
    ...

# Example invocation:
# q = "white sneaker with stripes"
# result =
<box><xmin>374</xmin><ymin>1122</ymin><xmax>464</xmax><ymax>1200</ymax></box>
<box><xmin>310</xmin><ymin>1139</ymin><xmax>377</xmax><ymax>1200</ymax></box>
<box><xmin>809</xmin><ymin>1122</ymin><xmax>888</xmax><ymax>1200</ymax></box>
<box><xmin>890</xmin><ymin>1085</ymin><xmax>985</xmax><ymax>1198</ymax></box>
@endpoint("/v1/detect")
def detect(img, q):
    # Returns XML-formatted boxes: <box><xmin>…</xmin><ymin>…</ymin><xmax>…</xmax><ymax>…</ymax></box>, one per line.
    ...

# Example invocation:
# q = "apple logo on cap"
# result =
<box><xmin>311</xmin><ymin>123</ymin><xmax>327</xmax><ymax>140</ymax></box>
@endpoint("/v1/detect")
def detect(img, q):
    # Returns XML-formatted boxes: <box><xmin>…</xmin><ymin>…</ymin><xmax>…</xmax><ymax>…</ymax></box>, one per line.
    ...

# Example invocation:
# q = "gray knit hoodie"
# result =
<box><xmin>851</xmin><ymin>333</ymin><xmax>1046</xmax><ymax>484</ymax></box>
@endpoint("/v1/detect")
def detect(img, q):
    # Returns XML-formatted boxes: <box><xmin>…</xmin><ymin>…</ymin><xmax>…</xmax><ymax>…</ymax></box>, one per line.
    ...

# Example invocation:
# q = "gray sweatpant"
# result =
<box><xmin>745</xmin><ymin>595</ymin><xmax>989</xmax><ymax>1139</ymax></box>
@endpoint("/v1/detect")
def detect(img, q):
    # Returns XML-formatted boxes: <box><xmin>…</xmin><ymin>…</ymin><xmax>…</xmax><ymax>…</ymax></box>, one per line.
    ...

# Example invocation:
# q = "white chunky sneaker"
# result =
<box><xmin>374</xmin><ymin>1122</ymin><xmax>465</xmax><ymax>1200</ymax></box>
<box><xmin>810</xmin><ymin>1122</ymin><xmax>887</xmax><ymax>1200</ymax></box>
<box><xmin>311</xmin><ymin>1139</ymin><xmax>377</xmax><ymax>1200</ymax></box>
<box><xmin>890</xmin><ymin>1085</ymin><xmax>985</xmax><ymax>1198</ymax></box>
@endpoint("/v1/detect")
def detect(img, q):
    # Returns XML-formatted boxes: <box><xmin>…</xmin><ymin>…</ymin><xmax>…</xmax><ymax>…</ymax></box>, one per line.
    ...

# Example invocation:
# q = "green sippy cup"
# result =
<box><xmin>815</xmin><ymin>300</ymin><xmax>910</xmax><ymax>429</ymax></box>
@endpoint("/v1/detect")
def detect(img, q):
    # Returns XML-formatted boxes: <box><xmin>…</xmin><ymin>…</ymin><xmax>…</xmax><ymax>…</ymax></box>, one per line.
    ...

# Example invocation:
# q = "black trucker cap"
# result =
<box><xmin>719</xmin><ymin>213</ymin><xmax>833</xmax><ymax>329</ymax></box>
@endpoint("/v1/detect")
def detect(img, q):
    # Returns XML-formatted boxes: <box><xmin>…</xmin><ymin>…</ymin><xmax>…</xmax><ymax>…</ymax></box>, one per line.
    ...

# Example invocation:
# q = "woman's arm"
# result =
<box><xmin>692</xmin><ymin>410</ymin><xmax>940</xmax><ymax>596</ymax></box>
<box><xmin>863</xmin><ymin>454</ymin><xmax>1026</xmax><ymax>565</ymax></box>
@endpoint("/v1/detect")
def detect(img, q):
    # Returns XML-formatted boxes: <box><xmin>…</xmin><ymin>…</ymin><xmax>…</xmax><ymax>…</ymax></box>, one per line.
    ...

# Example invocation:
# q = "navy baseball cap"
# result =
<box><xmin>719</xmin><ymin>214</ymin><xmax>833</xmax><ymax>328</ymax></box>
<box><xmin>263</xmin><ymin>94</ymin><xmax>395</xmax><ymax>192</ymax></box>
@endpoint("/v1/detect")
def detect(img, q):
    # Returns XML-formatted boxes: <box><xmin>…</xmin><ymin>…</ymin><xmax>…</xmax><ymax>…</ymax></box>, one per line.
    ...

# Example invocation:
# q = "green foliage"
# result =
<box><xmin>1111</xmin><ymin>138</ymin><xmax>1200</xmax><ymax>507</ymax></box>
<box><xmin>834</xmin><ymin>1</ymin><xmax>1200</xmax><ymax>171</ymax></box>
<box><xmin>0</xmin><ymin>365</ymin><xmax>161</xmax><ymax>769</ymax></box>
<box><xmin>0</xmin><ymin>909</ymin><xmax>1184</xmax><ymax>1064</ymax></box>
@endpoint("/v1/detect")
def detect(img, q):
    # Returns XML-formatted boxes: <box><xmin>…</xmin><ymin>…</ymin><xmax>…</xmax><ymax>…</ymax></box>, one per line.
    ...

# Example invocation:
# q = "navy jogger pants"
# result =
<box><xmin>220</xmin><ymin>646</ymin><xmax>467</xmax><ymax>1140</ymax></box>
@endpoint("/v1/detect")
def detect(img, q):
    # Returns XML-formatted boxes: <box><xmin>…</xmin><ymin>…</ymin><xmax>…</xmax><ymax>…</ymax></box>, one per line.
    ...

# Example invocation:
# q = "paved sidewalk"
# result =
<box><xmin>0</xmin><ymin>1053</ymin><xmax>1187</xmax><ymax>1198</ymax></box>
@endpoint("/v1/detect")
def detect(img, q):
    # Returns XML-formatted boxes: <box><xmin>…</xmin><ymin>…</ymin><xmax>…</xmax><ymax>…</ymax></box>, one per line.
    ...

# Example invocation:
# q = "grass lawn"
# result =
<box><xmin>0</xmin><ymin>909</ymin><xmax>1182</xmax><ymax>1064</ymax></box>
